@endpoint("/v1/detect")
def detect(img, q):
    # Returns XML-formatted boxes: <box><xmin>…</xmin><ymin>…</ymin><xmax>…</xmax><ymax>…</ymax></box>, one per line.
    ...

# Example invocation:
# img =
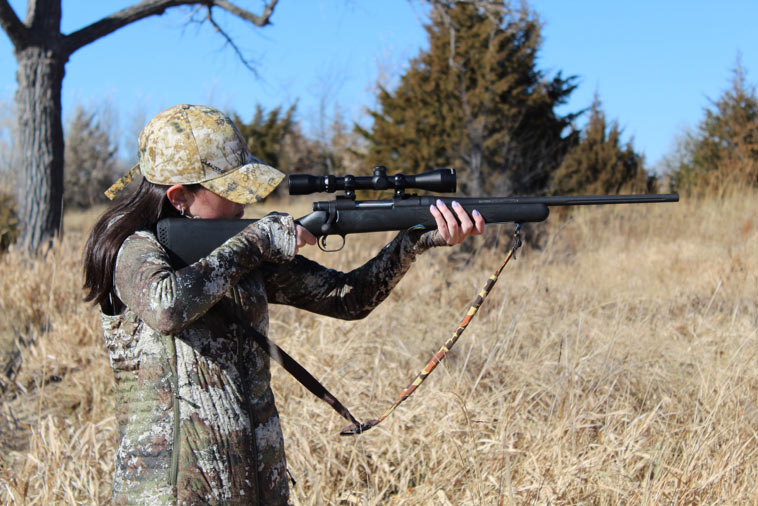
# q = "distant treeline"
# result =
<box><xmin>1</xmin><ymin>2</ymin><xmax>756</xmax><ymax>252</ymax></box>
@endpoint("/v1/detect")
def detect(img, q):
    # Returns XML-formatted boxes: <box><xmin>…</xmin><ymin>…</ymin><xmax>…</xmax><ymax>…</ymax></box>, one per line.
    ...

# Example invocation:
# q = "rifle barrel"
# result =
<box><xmin>457</xmin><ymin>193</ymin><xmax>680</xmax><ymax>206</ymax></box>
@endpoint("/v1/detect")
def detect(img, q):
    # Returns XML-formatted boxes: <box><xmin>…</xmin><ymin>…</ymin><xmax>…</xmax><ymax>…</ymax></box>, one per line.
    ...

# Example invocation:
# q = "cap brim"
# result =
<box><xmin>104</xmin><ymin>164</ymin><xmax>141</xmax><ymax>200</ymax></box>
<box><xmin>200</xmin><ymin>162</ymin><xmax>285</xmax><ymax>204</ymax></box>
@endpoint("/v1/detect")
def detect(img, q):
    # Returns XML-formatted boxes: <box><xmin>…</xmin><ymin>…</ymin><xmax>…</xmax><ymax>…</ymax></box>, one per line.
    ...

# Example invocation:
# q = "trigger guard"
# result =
<box><xmin>318</xmin><ymin>235</ymin><xmax>345</xmax><ymax>252</ymax></box>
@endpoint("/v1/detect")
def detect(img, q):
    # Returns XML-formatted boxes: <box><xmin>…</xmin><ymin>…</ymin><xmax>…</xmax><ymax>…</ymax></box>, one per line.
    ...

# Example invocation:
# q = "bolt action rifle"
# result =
<box><xmin>155</xmin><ymin>166</ymin><xmax>679</xmax><ymax>435</ymax></box>
<box><xmin>156</xmin><ymin>166</ymin><xmax>678</xmax><ymax>267</ymax></box>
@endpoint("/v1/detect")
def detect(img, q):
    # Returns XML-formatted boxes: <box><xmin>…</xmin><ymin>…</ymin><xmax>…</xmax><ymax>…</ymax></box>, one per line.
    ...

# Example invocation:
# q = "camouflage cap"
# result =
<box><xmin>105</xmin><ymin>104</ymin><xmax>284</xmax><ymax>203</ymax></box>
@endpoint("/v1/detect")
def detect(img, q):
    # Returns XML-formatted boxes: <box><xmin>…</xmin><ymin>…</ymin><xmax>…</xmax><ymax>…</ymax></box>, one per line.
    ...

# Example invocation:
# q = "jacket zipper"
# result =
<box><xmin>167</xmin><ymin>335</ymin><xmax>181</xmax><ymax>490</ymax></box>
<box><xmin>233</xmin><ymin>286</ymin><xmax>262</xmax><ymax>504</ymax></box>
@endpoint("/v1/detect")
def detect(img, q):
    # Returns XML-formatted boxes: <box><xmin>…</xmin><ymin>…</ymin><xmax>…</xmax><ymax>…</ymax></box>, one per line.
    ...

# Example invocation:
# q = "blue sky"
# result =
<box><xmin>1</xmin><ymin>0</ymin><xmax>756</xmax><ymax>171</ymax></box>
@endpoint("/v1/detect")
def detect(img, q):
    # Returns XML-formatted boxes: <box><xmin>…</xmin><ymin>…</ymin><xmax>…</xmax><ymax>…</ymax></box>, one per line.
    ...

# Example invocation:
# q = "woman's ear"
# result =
<box><xmin>166</xmin><ymin>185</ymin><xmax>193</xmax><ymax>214</ymax></box>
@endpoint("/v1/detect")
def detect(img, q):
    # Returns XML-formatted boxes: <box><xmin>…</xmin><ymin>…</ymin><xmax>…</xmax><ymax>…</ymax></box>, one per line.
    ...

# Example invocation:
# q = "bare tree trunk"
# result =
<box><xmin>4</xmin><ymin>0</ymin><xmax>67</xmax><ymax>252</ymax></box>
<box><xmin>14</xmin><ymin>46</ymin><xmax>66</xmax><ymax>251</ymax></box>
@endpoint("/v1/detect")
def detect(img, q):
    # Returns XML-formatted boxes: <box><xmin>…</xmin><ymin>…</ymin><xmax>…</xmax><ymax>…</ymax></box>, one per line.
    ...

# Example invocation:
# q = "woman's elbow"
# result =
<box><xmin>140</xmin><ymin>279</ymin><xmax>195</xmax><ymax>334</ymax></box>
<box><xmin>342</xmin><ymin>308</ymin><xmax>373</xmax><ymax>321</ymax></box>
<box><xmin>336</xmin><ymin>299</ymin><xmax>378</xmax><ymax>321</ymax></box>
<box><xmin>142</xmin><ymin>307</ymin><xmax>192</xmax><ymax>335</ymax></box>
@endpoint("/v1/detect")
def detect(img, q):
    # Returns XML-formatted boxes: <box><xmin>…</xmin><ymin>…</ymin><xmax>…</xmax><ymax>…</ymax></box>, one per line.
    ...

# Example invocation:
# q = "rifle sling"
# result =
<box><xmin>229</xmin><ymin>224</ymin><xmax>522</xmax><ymax>437</ymax></box>
<box><xmin>229</xmin><ymin>286</ymin><xmax>363</xmax><ymax>430</ymax></box>
<box><xmin>339</xmin><ymin>225</ymin><xmax>523</xmax><ymax>436</ymax></box>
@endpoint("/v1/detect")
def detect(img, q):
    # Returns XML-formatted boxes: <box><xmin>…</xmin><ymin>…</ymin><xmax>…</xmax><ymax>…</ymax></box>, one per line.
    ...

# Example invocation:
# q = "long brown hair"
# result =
<box><xmin>82</xmin><ymin>178</ymin><xmax>198</xmax><ymax>313</ymax></box>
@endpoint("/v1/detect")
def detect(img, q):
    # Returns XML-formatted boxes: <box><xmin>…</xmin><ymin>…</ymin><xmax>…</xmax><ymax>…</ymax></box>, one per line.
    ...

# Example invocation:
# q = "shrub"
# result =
<box><xmin>0</xmin><ymin>190</ymin><xmax>19</xmax><ymax>253</ymax></box>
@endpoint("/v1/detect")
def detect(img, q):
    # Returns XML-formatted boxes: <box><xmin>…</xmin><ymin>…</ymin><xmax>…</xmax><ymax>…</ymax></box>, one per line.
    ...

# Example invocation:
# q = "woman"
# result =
<box><xmin>83</xmin><ymin>104</ymin><xmax>484</xmax><ymax>505</ymax></box>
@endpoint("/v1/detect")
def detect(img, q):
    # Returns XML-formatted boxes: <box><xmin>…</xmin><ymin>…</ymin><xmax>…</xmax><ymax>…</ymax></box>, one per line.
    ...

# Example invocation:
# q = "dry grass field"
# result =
<box><xmin>0</xmin><ymin>189</ymin><xmax>756</xmax><ymax>504</ymax></box>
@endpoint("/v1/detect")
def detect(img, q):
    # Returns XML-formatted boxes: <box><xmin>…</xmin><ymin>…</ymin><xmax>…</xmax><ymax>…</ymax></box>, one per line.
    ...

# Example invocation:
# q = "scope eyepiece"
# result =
<box><xmin>288</xmin><ymin>166</ymin><xmax>456</xmax><ymax>196</ymax></box>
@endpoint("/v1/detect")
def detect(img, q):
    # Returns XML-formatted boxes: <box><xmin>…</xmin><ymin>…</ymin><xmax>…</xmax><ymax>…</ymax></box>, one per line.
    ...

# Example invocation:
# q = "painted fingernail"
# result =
<box><xmin>430</xmin><ymin>204</ymin><xmax>436</xmax><ymax>212</ymax></box>
<box><xmin>436</xmin><ymin>199</ymin><xmax>444</xmax><ymax>207</ymax></box>
<box><xmin>473</xmin><ymin>209</ymin><xmax>481</xmax><ymax>217</ymax></box>
<box><xmin>452</xmin><ymin>200</ymin><xmax>460</xmax><ymax>207</ymax></box>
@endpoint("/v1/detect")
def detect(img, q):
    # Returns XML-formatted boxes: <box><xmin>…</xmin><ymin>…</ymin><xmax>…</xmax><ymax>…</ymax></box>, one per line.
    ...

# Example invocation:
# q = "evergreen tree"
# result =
<box><xmin>235</xmin><ymin>104</ymin><xmax>364</xmax><ymax>178</ymax></box>
<box><xmin>358</xmin><ymin>1</ymin><xmax>579</xmax><ymax>196</ymax></box>
<box><xmin>551</xmin><ymin>96</ymin><xmax>650</xmax><ymax>195</ymax></box>
<box><xmin>63</xmin><ymin>105</ymin><xmax>120</xmax><ymax>209</ymax></box>
<box><xmin>668</xmin><ymin>62</ymin><xmax>758</xmax><ymax>194</ymax></box>
<box><xmin>234</xmin><ymin>104</ymin><xmax>297</xmax><ymax>170</ymax></box>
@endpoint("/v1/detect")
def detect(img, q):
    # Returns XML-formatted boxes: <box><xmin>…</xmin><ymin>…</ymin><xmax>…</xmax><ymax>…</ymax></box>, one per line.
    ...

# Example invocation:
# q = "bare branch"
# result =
<box><xmin>0</xmin><ymin>0</ymin><xmax>29</xmax><ymax>49</ymax></box>
<box><xmin>214</xmin><ymin>0</ymin><xmax>278</xmax><ymax>26</ymax></box>
<box><xmin>205</xmin><ymin>6</ymin><xmax>260</xmax><ymax>77</ymax></box>
<box><xmin>64</xmin><ymin>0</ymin><xmax>195</xmax><ymax>54</ymax></box>
<box><xmin>64</xmin><ymin>0</ymin><xmax>278</xmax><ymax>55</ymax></box>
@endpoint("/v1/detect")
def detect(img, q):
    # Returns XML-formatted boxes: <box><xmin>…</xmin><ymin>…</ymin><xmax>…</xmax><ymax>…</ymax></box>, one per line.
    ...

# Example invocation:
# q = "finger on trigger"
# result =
<box><xmin>296</xmin><ymin>225</ymin><xmax>317</xmax><ymax>247</ymax></box>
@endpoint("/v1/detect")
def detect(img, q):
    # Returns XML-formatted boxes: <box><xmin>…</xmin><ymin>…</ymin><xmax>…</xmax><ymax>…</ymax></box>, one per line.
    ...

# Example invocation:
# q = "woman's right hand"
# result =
<box><xmin>296</xmin><ymin>225</ymin><xmax>317</xmax><ymax>253</ymax></box>
<box><xmin>250</xmin><ymin>213</ymin><xmax>298</xmax><ymax>263</ymax></box>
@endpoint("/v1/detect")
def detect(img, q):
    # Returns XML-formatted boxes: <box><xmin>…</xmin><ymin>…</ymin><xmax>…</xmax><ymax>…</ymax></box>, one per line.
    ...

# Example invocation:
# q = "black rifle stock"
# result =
<box><xmin>156</xmin><ymin>167</ymin><xmax>679</xmax><ymax>266</ymax></box>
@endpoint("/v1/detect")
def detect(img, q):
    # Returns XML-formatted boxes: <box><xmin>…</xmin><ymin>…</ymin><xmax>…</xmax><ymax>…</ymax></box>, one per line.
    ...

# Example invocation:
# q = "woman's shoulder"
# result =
<box><xmin>120</xmin><ymin>229</ymin><xmax>162</xmax><ymax>251</ymax></box>
<box><xmin>115</xmin><ymin>229</ymin><xmax>167</xmax><ymax>269</ymax></box>
<box><xmin>127</xmin><ymin>228</ymin><xmax>159</xmax><ymax>243</ymax></box>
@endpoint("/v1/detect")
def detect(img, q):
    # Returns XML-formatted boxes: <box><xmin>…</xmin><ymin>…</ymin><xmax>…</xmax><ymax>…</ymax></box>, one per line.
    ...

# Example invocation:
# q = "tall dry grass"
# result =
<box><xmin>0</xmin><ymin>190</ymin><xmax>756</xmax><ymax>504</ymax></box>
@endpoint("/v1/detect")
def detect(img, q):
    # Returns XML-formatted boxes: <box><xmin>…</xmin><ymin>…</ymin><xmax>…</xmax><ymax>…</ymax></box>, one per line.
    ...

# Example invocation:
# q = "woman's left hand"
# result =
<box><xmin>429</xmin><ymin>200</ymin><xmax>486</xmax><ymax>246</ymax></box>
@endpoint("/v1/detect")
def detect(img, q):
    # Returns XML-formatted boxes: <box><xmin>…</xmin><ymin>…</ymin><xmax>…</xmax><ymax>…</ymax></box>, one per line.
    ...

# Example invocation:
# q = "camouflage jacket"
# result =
<box><xmin>103</xmin><ymin>214</ymin><xmax>436</xmax><ymax>505</ymax></box>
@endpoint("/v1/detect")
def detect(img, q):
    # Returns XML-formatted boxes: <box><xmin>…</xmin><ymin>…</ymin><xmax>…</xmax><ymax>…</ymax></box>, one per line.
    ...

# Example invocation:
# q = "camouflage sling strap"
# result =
<box><xmin>340</xmin><ymin>225</ymin><xmax>522</xmax><ymax>436</ymax></box>
<box><xmin>247</xmin><ymin>325</ymin><xmax>364</xmax><ymax>429</ymax></box>
<box><xmin>234</xmin><ymin>226</ymin><xmax>522</xmax><ymax>436</ymax></box>
<box><xmin>230</xmin><ymin>287</ymin><xmax>364</xmax><ymax>430</ymax></box>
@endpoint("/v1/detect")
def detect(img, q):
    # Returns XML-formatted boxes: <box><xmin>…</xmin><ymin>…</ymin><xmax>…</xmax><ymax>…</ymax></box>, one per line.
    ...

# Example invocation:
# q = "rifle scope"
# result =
<box><xmin>288</xmin><ymin>166</ymin><xmax>456</xmax><ymax>196</ymax></box>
